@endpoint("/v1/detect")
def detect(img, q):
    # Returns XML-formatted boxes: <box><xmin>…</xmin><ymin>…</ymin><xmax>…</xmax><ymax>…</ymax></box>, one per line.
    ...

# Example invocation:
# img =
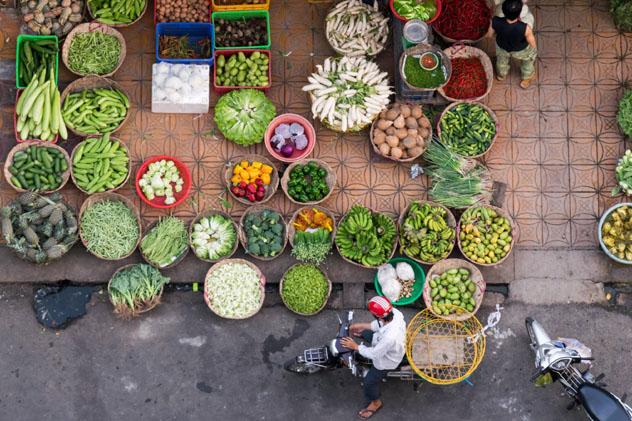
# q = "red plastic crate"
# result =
<box><xmin>213</xmin><ymin>49</ymin><xmax>271</xmax><ymax>94</ymax></box>
<box><xmin>14</xmin><ymin>90</ymin><xmax>59</xmax><ymax>144</ymax></box>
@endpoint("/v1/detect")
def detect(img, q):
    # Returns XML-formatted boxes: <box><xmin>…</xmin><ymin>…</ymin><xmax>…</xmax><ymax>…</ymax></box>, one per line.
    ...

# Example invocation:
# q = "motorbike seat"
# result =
<box><xmin>578</xmin><ymin>383</ymin><xmax>629</xmax><ymax>421</ymax></box>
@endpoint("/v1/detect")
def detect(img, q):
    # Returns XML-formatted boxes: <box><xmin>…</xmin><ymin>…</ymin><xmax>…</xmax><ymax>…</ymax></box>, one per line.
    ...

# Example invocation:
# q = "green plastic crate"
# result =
<box><xmin>15</xmin><ymin>34</ymin><xmax>59</xmax><ymax>89</ymax></box>
<box><xmin>212</xmin><ymin>10</ymin><xmax>271</xmax><ymax>50</ymax></box>
<box><xmin>374</xmin><ymin>257</ymin><xmax>426</xmax><ymax>306</ymax></box>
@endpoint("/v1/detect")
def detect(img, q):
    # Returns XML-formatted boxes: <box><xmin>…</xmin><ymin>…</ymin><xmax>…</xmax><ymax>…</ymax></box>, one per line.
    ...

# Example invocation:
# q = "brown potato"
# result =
<box><xmin>386</xmin><ymin>127</ymin><xmax>397</xmax><ymax>136</ymax></box>
<box><xmin>390</xmin><ymin>147</ymin><xmax>403</xmax><ymax>159</ymax></box>
<box><xmin>405</xmin><ymin>117</ymin><xmax>419</xmax><ymax>129</ymax></box>
<box><xmin>400</xmin><ymin>150</ymin><xmax>409</xmax><ymax>159</ymax></box>
<box><xmin>419</xmin><ymin>117</ymin><xmax>431</xmax><ymax>129</ymax></box>
<box><xmin>408</xmin><ymin>146</ymin><xmax>424</xmax><ymax>157</ymax></box>
<box><xmin>373</xmin><ymin>130</ymin><xmax>386</xmax><ymax>145</ymax></box>
<box><xmin>407</xmin><ymin>128</ymin><xmax>418</xmax><ymax>136</ymax></box>
<box><xmin>385</xmin><ymin>109</ymin><xmax>399</xmax><ymax>120</ymax></box>
<box><xmin>395</xmin><ymin>128</ymin><xmax>408</xmax><ymax>139</ymax></box>
<box><xmin>393</xmin><ymin>115</ymin><xmax>406</xmax><ymax>129</ymax></box>
<box><xmin>379</xmin><ymin>110</ymin><xmax>388</xmax><ymax>119</ymax></box>
<box><xmin>411</xmin><ymin>106</ymin><xmax>423</xmax><ymax>119</ymax></box>
<box><xmin>400</xmin><ymin>105</ymin><xmax>411</xmax><ymax>118</ymax></box>
<box><xmin>402</xmin><ymin>136</ymin><xmax>417</xmax><ymax>149</ymax></box>
<box><xmin>379</xmin><ymin>143</ymin><xmax>391</xmax><ymax>156</ymax></box>
<box><xmin>386</xmin><ymin>136</ymin><xmax>400</xmax><ymax>148</ymax></box>
<box><xmin>416</xmin><ymin>135</ymin><xmax>426</xmax><ymax>146</ymax></box>
<box><xmin>419</xmin><ymin>128</ymin><xmax>430</xmax><ymax>139</ymax></box>
<box><xmin>376</xmin><ymin>119</ymin><xmax>393</xmax><ymax>131</ymax></box>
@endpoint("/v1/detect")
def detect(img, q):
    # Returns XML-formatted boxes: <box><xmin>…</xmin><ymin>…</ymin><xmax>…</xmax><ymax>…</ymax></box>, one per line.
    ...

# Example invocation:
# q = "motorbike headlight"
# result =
<box><xmin>551</xmin><ymin>358</ymin><xmax>571</xmax><ymax>370</ymax></box>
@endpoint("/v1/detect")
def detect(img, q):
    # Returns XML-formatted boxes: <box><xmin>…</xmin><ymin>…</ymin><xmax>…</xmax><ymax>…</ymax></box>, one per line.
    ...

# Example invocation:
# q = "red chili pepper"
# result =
<box><xmin>433</xmin><ymin>0</ymin><xmax>492</xmax><ymax>41</ymax></box>
<box><xmin>443</xmin><ymin>57</ymin><xmax>487</xmax><ymax>99</ymax></box>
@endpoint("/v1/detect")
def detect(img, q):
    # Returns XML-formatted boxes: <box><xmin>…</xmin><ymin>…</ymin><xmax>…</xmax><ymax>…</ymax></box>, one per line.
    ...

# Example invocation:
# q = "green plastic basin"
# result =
<box><xmin>374</xmin><ymin>257</ymin><xmax>426</xmax><ymax>306</ymax></box>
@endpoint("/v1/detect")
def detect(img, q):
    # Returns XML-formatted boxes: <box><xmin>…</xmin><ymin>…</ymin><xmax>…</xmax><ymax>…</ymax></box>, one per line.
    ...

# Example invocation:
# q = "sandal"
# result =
<box><xmin>357</xmin><ymin>404</ymin><xmax>383</xmax><ymax>419</ymax></box>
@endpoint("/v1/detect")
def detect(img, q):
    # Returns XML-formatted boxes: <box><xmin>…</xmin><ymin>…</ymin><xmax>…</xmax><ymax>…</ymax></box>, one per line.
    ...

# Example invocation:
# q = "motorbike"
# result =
<box><xmin>284</xmin><ymin>310</ymin><xmax>422</xmax><ymax>388</ymax></box>
<box><xmin>526</xmin><ymin>317</ymin><xmax>632</xmax><ymax>421</ymax></box>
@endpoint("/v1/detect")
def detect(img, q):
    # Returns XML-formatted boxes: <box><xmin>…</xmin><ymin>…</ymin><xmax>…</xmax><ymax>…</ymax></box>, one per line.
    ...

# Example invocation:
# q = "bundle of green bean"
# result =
<box><xmin>140</xmin><ymin>216</ymin><xmax>188</xmax><ymax>268</ymax></box>
<box><xmin>439</xmin><ymin>103</ymin><xmax>496</xmax><ymax>157</ymax></box>
<box><xmin>80</xmin><ymin>199</ymin><xmax>140</xmax><ymax>259</ymax></box>
<box><xmin>8</xmin><ymin>145</ymin><xmax>68</xmax><ymax>192</ymax></box>
<box><xmin>62</xmin><ymin>87</ymin><xmax>129</xmax><ymax>134</ymax></box>
<box><xmin>215</xmin><ymin>51</ymin><xmax>270</xmax><ymax>88</ymax></box>
<box><xmin>17</xmin><ymin>37</ymin><xmax>57</xmax><ymax>87</ymax></box>
<box><xmin>67</xmin><ymin>32</ymin><xmax>121</xmax><ymax>76</ymax></box>
<box><xmin>88</xmin><ymin>0</ymin><xmax>146</xmax><ymax>24</ymax></box>
<box><xmin>72</xmin><ymin>134</ymin><xmax>130</xmax><ymax>194</ymax></box>
<box><xmin>16</xmin><ymin>69</ymin><xmax>67</xmax><ymax>142</ymax></box>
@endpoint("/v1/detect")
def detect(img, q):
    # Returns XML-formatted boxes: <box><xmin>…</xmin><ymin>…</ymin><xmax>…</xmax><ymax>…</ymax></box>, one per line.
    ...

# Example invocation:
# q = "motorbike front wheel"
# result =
<box><xmin>284</xmin><ymin>359</ymin><xmax>323</xmax><ymax>375</ymax></box>
<box><xmin>525</xmin><ymin>317</ymin><xmax>537</xmax><ymax>348</ymax></box>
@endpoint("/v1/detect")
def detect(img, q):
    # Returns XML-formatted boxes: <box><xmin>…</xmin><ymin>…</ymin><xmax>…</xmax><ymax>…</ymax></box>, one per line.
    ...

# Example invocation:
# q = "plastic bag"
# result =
<box><xmin>377</xmin><ymin>264</ymin><xmax>397</xmax><ymax>288</ymax></box>
<box><xmin>396</xmin><ymin>262</ymin><xmax>415</xmax><ymax>281</ymax></box>
<box><xmin>382</xmin><ymin>279</ymin><xmax>401</xmax><ymax>303</ymax></box>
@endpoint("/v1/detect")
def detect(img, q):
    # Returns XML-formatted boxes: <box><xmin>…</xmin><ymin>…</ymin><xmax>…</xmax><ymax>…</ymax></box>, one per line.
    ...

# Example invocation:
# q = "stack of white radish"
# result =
<box><xmin>325</xmin><ymin>0</ymin><xmax>389</xmax><ymax>57</ymax></box>
<box><xmin>303</xmin><ymin>56</ymin><xmax>392</xmax><ymax>132</ymax></box>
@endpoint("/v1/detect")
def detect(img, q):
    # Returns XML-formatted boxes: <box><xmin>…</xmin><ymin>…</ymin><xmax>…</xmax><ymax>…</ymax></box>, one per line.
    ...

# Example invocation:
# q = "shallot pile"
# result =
<box><xmin>303</xmin><ymin>56</ymin><xmax>392</xmax><ymax>132</ymax></box>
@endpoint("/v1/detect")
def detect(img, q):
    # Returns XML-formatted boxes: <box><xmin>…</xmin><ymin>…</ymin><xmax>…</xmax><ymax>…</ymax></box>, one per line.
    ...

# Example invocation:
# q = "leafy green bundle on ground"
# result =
<box><xmin>617</xmin><ymin>89</ymin><xmax>632</xmax><ymax>139</ymax></box>
<box><xmin>108</xmin><ymin>264</ymin><xmax>170</xmax><ymax>318</ymax></box>
<box><xmin>610</xmin><ymin>0</ymin><xmax>632</xmax><ymax>32</ymax></box>
<box><xmin>281</xmin><ymin>264</ymin><xmax>329</xmax><ymax>315</ymax></box>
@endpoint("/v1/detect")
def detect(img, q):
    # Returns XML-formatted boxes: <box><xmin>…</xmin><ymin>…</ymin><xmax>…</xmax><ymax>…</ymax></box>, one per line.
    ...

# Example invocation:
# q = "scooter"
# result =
<box><xmin>284</xmin><ymin>310</ymin><xmax>422</xmax><ymax>388</ymax></box>
<box><xmin>526</xmin><ymin>317</ymin><xmax>632</xmax><ymax>421</ymax></box>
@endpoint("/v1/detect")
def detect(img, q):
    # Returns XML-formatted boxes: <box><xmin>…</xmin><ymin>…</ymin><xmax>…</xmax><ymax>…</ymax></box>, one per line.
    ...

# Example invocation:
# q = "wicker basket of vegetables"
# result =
<box><xmin>335</xmin><ymin>204</ymin><xmax>398</xmax><ymax>268</ymax></box>
<box><xmin>398</xmin><ymin>200</ymin><xmax>456</xmax><ymax>265</ymax></box>
<box><xmin>189</xmin><ymin>210</ymin><xmax>239</xmax><ymax>263</ymax></box>
<box><xmin>438</xmin><ymin>45</ymin><xmax>494</xmax><ymax>103</ymax></box>
<box><xmin>423</xmin><ymin>258</ymin><xmax>485</xmax><ymax>321</ymax></box>
<box><xmin>239</xmin><ymin>206</ymin><xmax>288</xmax><ymax>261</ymax></box>
<box><xmin>79</xmin><ymin>192</ymin><xmax>142</xmax><ymax>260</ymax></box>
<box><xmin>60</xmin><ymin>76</ymin><xmax>131</xmax><ymax>136</ymax></box>
<box><xmin>325</xmin><ymin>0</ymin><xmax>389</xmax><ymax>57</ymax></box>
<box><xmin>224</xmin><ymin>155</ymin><xmax>279</xmax><ymax>205</ymax></box>
<box><xmin>1</xmin><ymin>192</ymin><xmax>78</xmax><ymax>264</ymax></box>
<box><xmin>280</xmin><ymin>264</ymin><xmax>332</xmax><ymax>316</ymax></box>
<box><xmin>281</xmin><ymin>159</ymin><xmax>336</xmax><ymax>206</ymax></box>
<box><xmin>87</xmin><ymin>0</ymin><xmax>148</xmax><ymax>27</ymax></box>
<box><xmin>140</xmin><ymin>216</ymin><xmax>189</xmax><ymax>269</ymax></box>
<box><xmin>437</xmin><ymin>101</ymin><xmax>498</xmax><ymax>158</ymax></box>
<box><xmin>204</xmin><ymin>258</ymin><xmax>266</xmax><ymax>320</ymax></box>
<box><xmin>70</xmin><ymin>135</ymin><xmax>131</xmax><ymax>194</ymax></box>
<box><xmin>108</xmin><ymin>263</ymin><xmax>169</xmax><ymax>318</ymax></box>
<box><xmin>432</xmin><ymin>0</ymin><xmax>493</xmax><ymax>44</ymax></box>
<box><xmin>288</xmin><ymin>206</ymin><xmax>336</xmax><ymax>265</ymax></box>
<box><xmin>4</xmin><ymin>141</ymin><xmax>71</xmax><ymax>194</ymax></box>
<box><xmin>457</xmin><ymin>205</ymin><xmax>516</xmax><ymax>267</ymax></box>
<box><xmin>399</xmin><ymin>44</ymin><xmax>451</xmax><ymax>92</ymax></box>
<box><xmin>62</xmin><ymin>22</ymin><xmax>126</xmax><ymax>78</ymax></box>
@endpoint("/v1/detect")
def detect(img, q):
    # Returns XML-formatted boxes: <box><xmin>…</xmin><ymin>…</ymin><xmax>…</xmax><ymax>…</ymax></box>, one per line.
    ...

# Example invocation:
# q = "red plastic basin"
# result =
<box><xmin>264</xmin><ymin>113</ymin><xmax>316</xmax><ymax>163</ymax></box>
<box><xmin>135</xmin><ymin>155</ymin><xmax>192</xmax><ymax>209</ymax></box>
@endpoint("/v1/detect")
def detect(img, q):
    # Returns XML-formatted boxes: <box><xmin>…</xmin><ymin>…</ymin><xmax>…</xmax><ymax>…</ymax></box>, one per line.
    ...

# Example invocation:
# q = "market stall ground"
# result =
<box><xmin>0</xmin><ymin>0</ymin><xmax>631</xmax><ymax>285</ymax></box>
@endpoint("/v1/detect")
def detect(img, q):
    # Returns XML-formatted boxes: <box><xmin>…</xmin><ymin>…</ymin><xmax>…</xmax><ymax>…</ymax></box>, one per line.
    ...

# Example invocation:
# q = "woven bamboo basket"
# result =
<box><xmin>432</xmin><ymin>0</ymin><xmax>493</xmax><ymax>44</ymax></box>
<box><xmin>204</xmin><ymin>258</ymin><xmax>266</xmax><ymax>320</ymax></box>
<box><xmin>280</xmin><ymin>159</ymin><xmax>336</xmax><ymax>206</ymax></box>
<box><xmin>398</xmin><ymin>200</ymin><xmax>456</xmax><ymax>265</ymax></box>
<box><xmin>62</xmin><ymin>23</ymin><xmax>126</xmax><ymax>78</ymax></box>
<box><xmin>399</xmin><ymin>44</ymin><xmax>452</xmax><ymax>92</ymax></box>
<box><xmin>287</xmin><ymin>205</ymin><xmax>336</xmax><ymax>248</ymax></box>
<box><xmin>224</xmin><ymin>154</ymin><xmax>279</xmax><ymax>206</ymax></box>
<box><xmin>436</xmin><ymin>101</ymin><xmax>499</xmax><ymax>159</ymax></box>
<box><xmin>279</xmin><ymin>264</ymin><xmax>332</xmax><ymax>316</ymax></box>
<box><xmin>78</xmin><ymin>192</ymin><xmax>142</xmax><ymax>260</ymax></box>
<box><xmin>335</xmin><ymin>207</ymin><xmax>398</xmax><ymax>269</ymax></box>
<box><xmin>87</xmin><ymin>0</ymin><xmax>148</xmax><ymax>27</ymax></box>
<box><xmin>370</xmin><ymin>102</ymin><xmax>433</xmax><ymax>163</ymax></box>
<box><xmin>3</xmin><ymin>141</ymin><xmax>71</xmax><ymax>194</ymax></box>
<box><xmin>70</xmin><ymin>136</ymin><xmax>130</xmax><ymax>194</ymax></box>
<box><xmin>108</xmin><ymin>263</ymin><xmax>165</xmax><ymax>318</ymax></box>
<box><xmin>60</xmin><ymin>76</ymin><xmax>131</xmax><ymax>136</ymax></box>
<box><xmin>239</xmin><ymin>206</ymin><xmax>288</xmax><ymax>261</ymax></box>
<box><xmin>438</xmin><ymin>45</ymin><xmax>494</xmax><ymax>102</ymax></box>
<box><xmin>423</xmin><ymin>258</ymin><xmax>486</xmax><ymax>321</ymax></box>
<box><xmin>188</xmin><ymin>210</ymin><xmax>239</xmax><ymax>263</ymax></box>
<box><xmin>139</xmin><ymin>219</ymin><xmax>190</xmax><ymax>269</ymax></box>
<box><xmin>308</xmin><ymin>92</ymin><xmax>378</xmax><ymax>133</ymax></box>
<box><xmin>457</xmin><ymin>204</ymin><xmax>516</xmax><ymax>267</ymax></box>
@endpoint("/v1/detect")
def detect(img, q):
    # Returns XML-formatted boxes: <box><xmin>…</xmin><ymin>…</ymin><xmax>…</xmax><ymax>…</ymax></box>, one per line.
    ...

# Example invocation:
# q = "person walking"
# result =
<box><xmin>487</xmin><ymin>0</ymin><xmax>538</xmax><ymax>89</ymax></box>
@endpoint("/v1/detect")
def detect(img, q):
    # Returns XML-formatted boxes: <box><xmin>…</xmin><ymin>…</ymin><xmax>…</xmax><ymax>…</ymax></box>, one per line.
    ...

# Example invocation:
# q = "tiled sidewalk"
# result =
<box><xmin>0</xmin><ymin>0</ymin><xmax>629</xmax><ymax>254</ymax></box>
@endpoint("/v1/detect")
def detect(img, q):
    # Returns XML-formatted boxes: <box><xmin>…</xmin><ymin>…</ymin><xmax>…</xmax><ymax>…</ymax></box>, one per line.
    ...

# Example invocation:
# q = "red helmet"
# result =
<box><xmin>368</xmin><ymin>296</ymin><xmax>393</xmax><ymax>318</ymax></box>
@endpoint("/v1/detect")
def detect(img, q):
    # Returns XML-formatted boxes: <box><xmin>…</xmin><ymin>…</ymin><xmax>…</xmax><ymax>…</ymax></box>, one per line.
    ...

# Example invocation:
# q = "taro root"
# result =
<box><xmin>371</xmin><ymin>103</ymin><xmax>432</xmax><ymax>160</ymax></box>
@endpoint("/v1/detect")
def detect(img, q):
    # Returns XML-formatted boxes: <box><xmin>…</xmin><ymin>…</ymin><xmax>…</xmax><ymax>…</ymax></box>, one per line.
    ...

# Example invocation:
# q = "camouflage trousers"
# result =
<box><xmin>495</xmin><ymin>44</ymin><xmax>537</xmax><ymax>80</ymax></box>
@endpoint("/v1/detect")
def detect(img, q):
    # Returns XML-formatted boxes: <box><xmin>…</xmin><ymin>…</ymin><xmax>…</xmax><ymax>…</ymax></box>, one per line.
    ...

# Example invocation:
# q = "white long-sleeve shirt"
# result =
<box><xmin>358</xmin><ymin>308</ymin><xmax>406</xmax><ymax>370</ymax></box>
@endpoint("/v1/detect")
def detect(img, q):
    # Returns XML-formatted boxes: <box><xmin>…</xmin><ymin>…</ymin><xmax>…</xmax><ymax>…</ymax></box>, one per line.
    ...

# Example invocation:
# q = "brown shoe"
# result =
<box><xmin>520</xmin><ymin>73</ymin><xmax>537</xmax><ymax>89</ymax></box>
<box><xmin>496</xmin><ymin>74</ymin><xmax>506</xmax><ymax>81</ymax></box>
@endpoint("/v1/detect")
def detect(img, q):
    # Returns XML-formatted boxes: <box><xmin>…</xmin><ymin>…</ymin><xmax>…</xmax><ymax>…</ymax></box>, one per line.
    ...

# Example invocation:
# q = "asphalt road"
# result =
<box><xmin>0</xmin><ymin>286</ymin><xmax>630</xmax><ymax>421</ymax></box>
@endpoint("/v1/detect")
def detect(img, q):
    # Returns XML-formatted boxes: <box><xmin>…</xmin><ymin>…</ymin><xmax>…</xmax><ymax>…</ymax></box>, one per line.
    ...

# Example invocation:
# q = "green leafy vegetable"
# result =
<box><xmin>610</xmin><ymin>0</ymin><xmax>632</xmax><ymax>32</ymax></box>
<box><xmin>140</xmin><ymin>216</ymin><xmax>188</xmax><ymax>268</ymax></box>
<box><xmin>613</xmin><ymin>150</ymin><xmax>632</xmax><ymax>196</ymax></box>
<box><xmin>109</xmin><ymin>263</ymin><xmax>170</xmax><ymax>318</ymax></box>
<box><xmin>281</xmin><ymin>264</ymin><xmax>329</xmax><ymax>315</ymax></box>
<box><xmin>394</xmin><ymin>0</ymin><xmax>438</xmax><ymax>21</ymax></box>
<box><xmin>214</xmin><ymin>89</ymin><xmax>276</xmax><ymax>146</ymax></box>
<box><xmin>291</xmin><ymin>229</ymin><xmax>332</xmax><ymax>265</ymax></box>
<box><xmin>617</xmin><ymin>89</ymin><xmax>632</xmax><ymax>139</ymax></box>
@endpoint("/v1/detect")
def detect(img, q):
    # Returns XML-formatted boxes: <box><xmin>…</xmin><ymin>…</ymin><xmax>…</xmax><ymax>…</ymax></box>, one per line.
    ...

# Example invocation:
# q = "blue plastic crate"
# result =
<box><xmin>156</xmin><ymin>23</ymin><xmax>215</xmax><ymax>66</ymax></box>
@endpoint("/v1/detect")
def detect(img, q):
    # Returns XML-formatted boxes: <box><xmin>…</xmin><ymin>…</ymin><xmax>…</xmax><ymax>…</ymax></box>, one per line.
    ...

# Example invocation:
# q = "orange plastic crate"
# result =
<box><xmin>211</xmin><ymin>0</ymin><xmax>270</xmax><ymax>12</ymax></box>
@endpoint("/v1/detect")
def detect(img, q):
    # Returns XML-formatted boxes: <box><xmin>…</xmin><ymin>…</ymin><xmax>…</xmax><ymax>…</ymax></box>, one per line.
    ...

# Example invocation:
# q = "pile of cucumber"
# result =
<box><xmin>8</xmin><ymin>145</ymin><xmax>68</xmax><ymax>192</ymax></box>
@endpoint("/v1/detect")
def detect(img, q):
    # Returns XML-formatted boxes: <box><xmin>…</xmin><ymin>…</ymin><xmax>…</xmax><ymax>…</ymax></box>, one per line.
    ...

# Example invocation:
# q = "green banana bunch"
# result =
<box><xmin>399</xmin><ymin>201</ymin><xmax>456</xmax><ymax>263</ymax></box>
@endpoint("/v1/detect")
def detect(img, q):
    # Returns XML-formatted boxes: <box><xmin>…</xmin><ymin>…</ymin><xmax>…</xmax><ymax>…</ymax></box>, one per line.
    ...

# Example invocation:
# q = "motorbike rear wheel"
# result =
<box><xmin>284</xmin><ymin>359</ymin><xmax>323</xmax><ymax>375</ymax></box>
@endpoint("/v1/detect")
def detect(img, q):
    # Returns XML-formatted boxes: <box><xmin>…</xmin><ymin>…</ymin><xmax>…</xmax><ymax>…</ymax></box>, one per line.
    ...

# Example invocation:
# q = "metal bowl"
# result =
<box><xmin>598</xmin><ymin>202</ymin><xmax>632</xmax><ymax>264</ymax></box>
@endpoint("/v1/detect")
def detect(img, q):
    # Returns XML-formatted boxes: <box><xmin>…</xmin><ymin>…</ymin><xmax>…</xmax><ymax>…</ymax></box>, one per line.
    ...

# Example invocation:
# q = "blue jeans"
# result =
<box><xmin>361</xmin><ymin>330</ymin><xmax>388</xmax><ymax>404</ymax></box>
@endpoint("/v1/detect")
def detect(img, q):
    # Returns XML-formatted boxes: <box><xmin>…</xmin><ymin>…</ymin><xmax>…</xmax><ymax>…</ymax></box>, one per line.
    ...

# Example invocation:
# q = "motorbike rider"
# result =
<box><xmin>341</xmin><ymin>296</ymin><xmax>406</xmax><ymax>420</ymax></box>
